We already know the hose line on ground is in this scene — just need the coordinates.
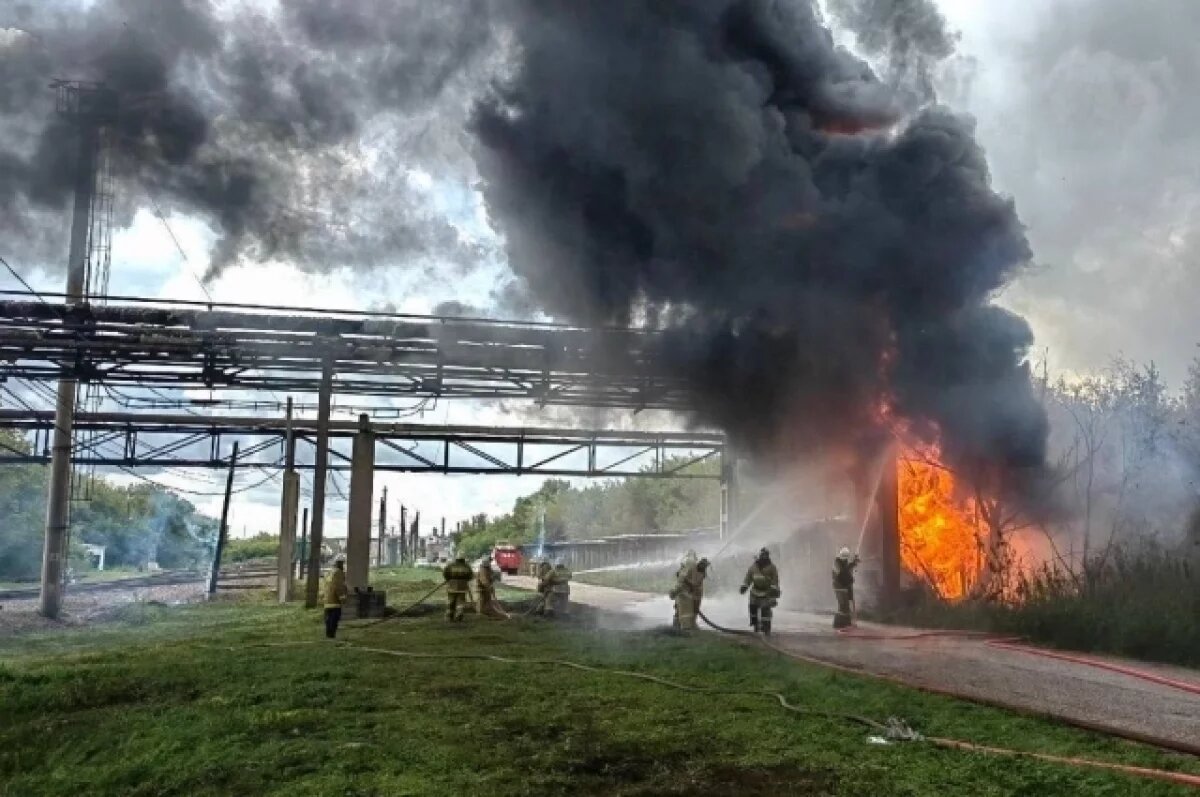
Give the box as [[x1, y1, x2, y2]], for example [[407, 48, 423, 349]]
[[339, 582, 446, 633], [694, 610, 1200, 789], [836, 626, 1200, 698], [321, 590, 1200, 788]]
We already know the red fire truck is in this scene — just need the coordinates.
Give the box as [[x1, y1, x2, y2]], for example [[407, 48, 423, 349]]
[[491, 542, 524, 575]]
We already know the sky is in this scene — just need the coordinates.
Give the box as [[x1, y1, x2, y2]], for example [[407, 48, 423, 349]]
[[3, 0, 1197, 537]]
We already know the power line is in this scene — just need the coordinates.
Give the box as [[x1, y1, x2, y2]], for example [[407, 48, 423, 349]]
[[140, 170, 214, 305], [0, 255, 51, 306], [113, 461, 283, 497]]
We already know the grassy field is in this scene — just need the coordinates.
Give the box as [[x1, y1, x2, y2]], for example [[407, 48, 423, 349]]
[[574, 565, 677, 594], [1, 568, 1197, 796]]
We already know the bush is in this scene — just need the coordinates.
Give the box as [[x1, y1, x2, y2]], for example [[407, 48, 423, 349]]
[[880, 544, 1199, 667], [224, 534, 278, 563]]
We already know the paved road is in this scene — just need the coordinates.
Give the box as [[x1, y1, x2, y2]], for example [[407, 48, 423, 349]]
[[506, 576, 1200, 754]]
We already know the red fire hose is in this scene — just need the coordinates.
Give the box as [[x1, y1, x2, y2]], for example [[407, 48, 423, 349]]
[[835, 627, 1200, 698], [697, 611, 1200, 789]]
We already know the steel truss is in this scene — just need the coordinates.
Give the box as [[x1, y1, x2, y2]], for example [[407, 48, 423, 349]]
[[0, 295, 695, 410], [0, 411, 724, 479]]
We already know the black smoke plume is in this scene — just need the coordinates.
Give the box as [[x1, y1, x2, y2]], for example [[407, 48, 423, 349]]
[[472, 0, 1047, 472]]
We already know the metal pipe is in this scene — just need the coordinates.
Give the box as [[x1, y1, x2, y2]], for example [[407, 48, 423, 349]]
[[0, 409, 724, 444]]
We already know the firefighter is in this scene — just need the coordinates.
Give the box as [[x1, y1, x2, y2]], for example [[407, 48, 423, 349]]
[[670, 557, 709, 631], [534, 558, 554, 614], [739, 547, 780, 635], [442, 555, 474, 622], [543, 560, 572, 618], [475, 555, 505, 618], [322, 558, 348, 639], [832, 547, 861, 629]]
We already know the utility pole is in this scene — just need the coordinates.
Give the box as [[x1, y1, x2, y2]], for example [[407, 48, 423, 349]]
[[207, 441, 240, 596], [399, 504, 407, 564], [304, 353, 334, 608], [297, 506, 309, 579], [376, 486, 387, 567], [39, 81, 117, 619]]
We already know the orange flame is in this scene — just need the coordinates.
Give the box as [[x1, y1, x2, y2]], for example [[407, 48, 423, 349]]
[[897, 444, 984, 600]]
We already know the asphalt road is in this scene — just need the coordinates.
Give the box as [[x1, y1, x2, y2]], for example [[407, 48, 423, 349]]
[[506, 575, 1200, 754]]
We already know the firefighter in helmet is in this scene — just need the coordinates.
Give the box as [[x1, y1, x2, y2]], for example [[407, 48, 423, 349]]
[[832, 547, 861, 629], [740, 547, 781, 635], [543, 560, 572, 618], [670, 556, 709, 631], [442, 554, 474, 622], [475, 555, 506, 618], [322, 558, 349, 639], [534, 558, 554, 614]]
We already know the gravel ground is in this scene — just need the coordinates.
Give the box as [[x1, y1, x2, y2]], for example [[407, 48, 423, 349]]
[[509, 576, 1200, 753], [0, 574, 274, 638]]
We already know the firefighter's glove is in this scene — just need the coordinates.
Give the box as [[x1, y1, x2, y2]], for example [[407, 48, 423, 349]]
[[739, 585, 748, 595]]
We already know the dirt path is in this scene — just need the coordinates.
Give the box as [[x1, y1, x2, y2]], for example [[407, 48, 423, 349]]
[[506, 576, 1200, 754]]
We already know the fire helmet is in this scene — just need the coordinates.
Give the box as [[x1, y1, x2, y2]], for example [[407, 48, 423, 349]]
[[837, 547, 852, 560], [757, 547, 770, 559]]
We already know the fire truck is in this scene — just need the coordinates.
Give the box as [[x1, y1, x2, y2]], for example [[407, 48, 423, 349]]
[[491, 542, 524, 575]]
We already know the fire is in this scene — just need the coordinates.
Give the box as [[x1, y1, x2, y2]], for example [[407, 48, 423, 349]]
[[897, 443, 984, 600]]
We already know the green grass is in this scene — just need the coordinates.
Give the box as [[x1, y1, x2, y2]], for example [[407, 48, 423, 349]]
[[1, 568, 1197, 796], [574, 565, 677, 594]]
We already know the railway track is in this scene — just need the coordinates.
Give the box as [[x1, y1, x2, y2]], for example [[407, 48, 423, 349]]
[[0, 566, 277, 601]]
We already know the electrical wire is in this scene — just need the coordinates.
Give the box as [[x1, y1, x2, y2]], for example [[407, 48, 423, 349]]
[[0, 255, 52, 307]]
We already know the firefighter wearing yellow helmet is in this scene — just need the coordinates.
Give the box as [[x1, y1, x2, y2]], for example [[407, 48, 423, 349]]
[[740, 547, 780, 635]]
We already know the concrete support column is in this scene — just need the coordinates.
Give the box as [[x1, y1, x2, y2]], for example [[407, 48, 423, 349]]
[[277, 397, 299, 603], [277, 473, 299, 602], [345, 414, 375, 592], [39, 122, 100, 619]]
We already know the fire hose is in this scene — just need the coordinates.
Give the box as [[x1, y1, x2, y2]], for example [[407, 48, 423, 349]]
[[340, 582, 446, 633], [833, 626, 1200, 698], [695, 610, 1200, 789], [341, 587, 1199, 788]]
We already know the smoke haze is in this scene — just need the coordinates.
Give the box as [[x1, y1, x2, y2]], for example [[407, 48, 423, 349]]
[[949, 0, 1200, 386]]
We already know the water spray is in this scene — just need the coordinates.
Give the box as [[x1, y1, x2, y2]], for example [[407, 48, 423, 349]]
[[853, 446, 895, 558], [712, 489, 786, 559]]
